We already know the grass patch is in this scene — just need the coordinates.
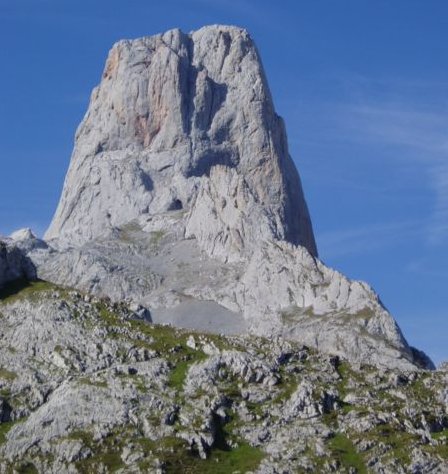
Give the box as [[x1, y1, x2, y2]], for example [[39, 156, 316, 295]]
[[273, 379, 298, 404], [0, 388, 11, 398], [407, 373, 433, 402], [145, 434, 264, 474], [427, 428, 448, 460], [368, 424, 418, 465], [204, 440, 264, 474], [96, 302, 121, 326], [334, 360, 365, 403], [168, 360, 192, 390], [78, 377, 108, 389], [71, 428, 125, 473], [0, 420, 16, 445], [0, 368, 17, 381], [432, 428, 448, 440], [16, 462, 38, 474], [0, 279, 58, 304], [124, 319, 209, 391], [76, 452, 124, 473], [328, 433, 366, 473], [67, 429, 95, 446], [135, 410, 264, 473], [425, 441, 448, 460], [168, 351, 208, 391]]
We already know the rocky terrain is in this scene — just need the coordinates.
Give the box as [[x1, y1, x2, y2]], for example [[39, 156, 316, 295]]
[[0, 281, 446, 473], [0, 230, 36, 287], [0, 24, 446, 473], [30, 24, 431, 371], [44, 25, 316, 260]]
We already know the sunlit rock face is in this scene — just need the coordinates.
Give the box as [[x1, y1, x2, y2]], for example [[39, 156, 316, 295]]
[[0, 232, 36, 288], [45, 25, 317, 262], [37, 25, 433, 371]]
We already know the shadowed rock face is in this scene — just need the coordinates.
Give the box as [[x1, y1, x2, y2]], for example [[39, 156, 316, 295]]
[[0, 233, 37, 288], [45, 25, 317, 261]]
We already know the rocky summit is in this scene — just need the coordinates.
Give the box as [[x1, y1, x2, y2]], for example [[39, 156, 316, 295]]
[[0, 25, 446, 473], [44, 25, 316, 260]]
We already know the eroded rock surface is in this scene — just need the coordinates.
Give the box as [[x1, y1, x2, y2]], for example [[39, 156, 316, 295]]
[[0, 285, 446, 473], [14, 26, 435, 371], [45, 25, 317, 262]]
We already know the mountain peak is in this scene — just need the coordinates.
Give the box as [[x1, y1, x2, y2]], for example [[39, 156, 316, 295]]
[[36, 26, 431, 371], [45, 25, 317, 260]]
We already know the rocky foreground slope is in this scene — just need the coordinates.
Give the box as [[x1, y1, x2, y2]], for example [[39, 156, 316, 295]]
[[0, 281, 446, 473]]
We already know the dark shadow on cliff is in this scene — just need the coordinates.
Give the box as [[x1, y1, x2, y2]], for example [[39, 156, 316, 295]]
[[0, 278, 33, 301]]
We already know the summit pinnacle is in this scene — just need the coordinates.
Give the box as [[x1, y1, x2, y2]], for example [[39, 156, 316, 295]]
[[46, 25, 317, 262]]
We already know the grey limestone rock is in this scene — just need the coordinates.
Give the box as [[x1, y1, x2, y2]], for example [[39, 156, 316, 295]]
[[0, 235, 36, 288], [18, 25, 432, 370], [45, 25, 317, 262], [0, 25, 444, 473], [0, 286, 446, 472]]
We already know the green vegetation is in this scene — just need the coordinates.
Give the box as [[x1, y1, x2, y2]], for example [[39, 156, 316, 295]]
[[16, 462, 38, 474], [408, 373, 433, 402], [432, 428, 448, 441], [273, 377, 297, 405], [369, 424, 418, 466], [70, 428, 124, 473], [122, 320, 209, 390], [0, 367, 17, 381], [94, 301, 214, 393], [427, 429, 448, 460], [76, 452, 124, 473], [0, 279, 58, 304], [67, 429, 95, 446], [426, 441, 448, 460], [0, 420, 16, 445], [68, 421, 264, 474], [78, 377, 108, 389], [167, 350, 208, 391], [137, 427, 264, 474], [168, 360, 193, 390], [328, 433, 367, 473], [335, 360, 365, 401], [0, 388, 11, 398], [163, 439, 263, 474], [96, 302, 122, 326]]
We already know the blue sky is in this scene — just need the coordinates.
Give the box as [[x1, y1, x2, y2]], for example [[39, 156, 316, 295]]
[[1, 0, 447, 364]]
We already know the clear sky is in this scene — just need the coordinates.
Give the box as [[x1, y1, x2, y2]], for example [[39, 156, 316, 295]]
[[1, 0, 447, 364]]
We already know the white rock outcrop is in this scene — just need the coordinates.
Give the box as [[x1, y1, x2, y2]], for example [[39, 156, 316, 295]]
[[0, 235, 36, 288], [45, 25, 317, 262], [0, 29, 444, 473], [28, 25, 432, 370]]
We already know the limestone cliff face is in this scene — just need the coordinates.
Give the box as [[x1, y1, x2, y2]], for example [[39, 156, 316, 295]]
[[0, 232, 36, 288], [37, 25, 433, 370], [45, 25, 317, 261]]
